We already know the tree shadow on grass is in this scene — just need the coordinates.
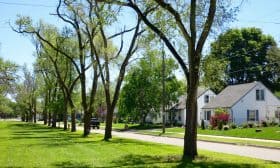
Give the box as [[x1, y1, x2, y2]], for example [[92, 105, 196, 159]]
[[109, 154, 274, 168], [52, 161, 92, 168], [103, 137, 161, 146]]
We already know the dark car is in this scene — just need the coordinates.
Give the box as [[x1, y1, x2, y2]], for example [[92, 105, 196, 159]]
[[90, 118, 100, 129]]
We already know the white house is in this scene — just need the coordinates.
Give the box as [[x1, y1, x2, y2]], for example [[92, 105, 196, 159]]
[[202, 81, 280, 125], [168, 88, 216, 125]]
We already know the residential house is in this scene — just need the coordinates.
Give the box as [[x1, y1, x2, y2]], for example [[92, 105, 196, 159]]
[[168, 87, 216, 126], [202, 81, 280, 125]]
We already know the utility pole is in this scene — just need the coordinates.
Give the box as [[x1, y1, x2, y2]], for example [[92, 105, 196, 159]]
[[162, 43, 166, 134]]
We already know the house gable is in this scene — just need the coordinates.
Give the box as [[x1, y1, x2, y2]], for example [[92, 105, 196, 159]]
[[202, 82, 258, 109], [231, 82, 280, 124]]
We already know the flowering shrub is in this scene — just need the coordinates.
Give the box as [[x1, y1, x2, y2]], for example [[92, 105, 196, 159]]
[[210, 108, 230, 129]]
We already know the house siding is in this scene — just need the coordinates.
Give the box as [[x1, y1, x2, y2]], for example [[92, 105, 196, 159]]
[[148, 89, 217, 125], [231, 82, 280, 125], [197, 90, 216, 125]]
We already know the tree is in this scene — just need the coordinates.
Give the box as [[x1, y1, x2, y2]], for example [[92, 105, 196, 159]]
[[34, 54, 59, 126], [266, 46, 280, 96], [0, 57, 17, 95], [0, 57, 17, 119], [33, 25, 80, 131], [0, 96, 16, 118], [118, 54, 162, 124], [13, 0, 140, 137], [118, 49, 183, 125], [207, 27, 277, 91], [88, 4, 142, 140], [14, 0, 101, 135], [97, 0, 236, 159], [201, 55, 228, 93], [14, 65, 37, 122]]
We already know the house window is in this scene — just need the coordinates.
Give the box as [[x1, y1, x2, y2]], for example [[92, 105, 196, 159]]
[[247, 110, 259, 121], [204, 95, 209, 103], [256, 89, 265, 101], [204, 111, 211, 120]]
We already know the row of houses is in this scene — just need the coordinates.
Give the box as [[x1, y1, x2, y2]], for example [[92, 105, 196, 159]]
[[161, 81, 280, 126]]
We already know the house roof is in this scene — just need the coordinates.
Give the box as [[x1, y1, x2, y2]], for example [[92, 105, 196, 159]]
[[202, 81, 259, 109], [173, 87, 209, 110]]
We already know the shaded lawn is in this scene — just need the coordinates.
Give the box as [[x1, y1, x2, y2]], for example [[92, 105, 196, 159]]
[[0, 121, 279, 168]]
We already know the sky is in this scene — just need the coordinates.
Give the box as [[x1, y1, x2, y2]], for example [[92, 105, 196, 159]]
[[0, 0, 280, 71]]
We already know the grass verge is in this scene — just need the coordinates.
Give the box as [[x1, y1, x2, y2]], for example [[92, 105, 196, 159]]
[[136, 129, 280, 149], [0, 121, 279, 167]]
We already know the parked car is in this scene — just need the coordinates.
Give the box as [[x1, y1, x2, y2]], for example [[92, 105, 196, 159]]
[[90, 118, 100, 129]]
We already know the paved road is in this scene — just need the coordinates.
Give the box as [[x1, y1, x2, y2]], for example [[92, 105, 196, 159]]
[[92, 129, 280, 162]]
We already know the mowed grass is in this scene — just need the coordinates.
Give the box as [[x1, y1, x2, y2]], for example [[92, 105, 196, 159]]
[[198, 127, 280, 140], [0, 122, 279, 168], [110, 123, 280, 140], [137, 130, 280, 148], [104, 123, 280, 148]]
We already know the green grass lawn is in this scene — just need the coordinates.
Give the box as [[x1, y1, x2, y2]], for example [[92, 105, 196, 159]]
[[198, 126, 280, 140], [104, 123, 280, 148], [110, 123, 280, 140], [1, 121, 279, 167], [137, 130, 280, 148]]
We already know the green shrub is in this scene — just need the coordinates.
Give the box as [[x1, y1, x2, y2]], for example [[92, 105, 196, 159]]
[[223, 125, 229, 130], [218, 122, 223, 130], [269, 121, 277, 126], [261, 121, 267, 127], [248, 123, 254, 128], [255, 123, 260, 128], [230, 123, 237, 129], [242, 123, 248, 128]]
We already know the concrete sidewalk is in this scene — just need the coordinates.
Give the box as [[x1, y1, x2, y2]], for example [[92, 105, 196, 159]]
[[92, 129, 280, 162]]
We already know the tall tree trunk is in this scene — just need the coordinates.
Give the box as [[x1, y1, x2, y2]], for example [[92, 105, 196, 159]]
[[21, 114, 25, 122], [70, 106, 76, 132], [63, 99, 68, 131], [104, 105, 113, 140], [43, 109, 48, 125], [80, 70, 90, 136], [29, 106, 33, 122], [52, 112, 57, 128], [183, 52, 200, 159], [33, 99, 37, 123], [48, 112, 51, 126], [162, 46, 166, 133], [43, 93, 48, 125], [84, 109, 91, 136]]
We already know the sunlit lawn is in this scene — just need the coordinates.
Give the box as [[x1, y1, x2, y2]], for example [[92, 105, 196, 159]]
[[0, 121, 279, 167], [103, 123, 280, 148], [108, 123, 280, 140]]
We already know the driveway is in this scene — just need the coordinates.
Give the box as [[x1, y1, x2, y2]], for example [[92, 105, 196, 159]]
[[92, 129, 280, 162]]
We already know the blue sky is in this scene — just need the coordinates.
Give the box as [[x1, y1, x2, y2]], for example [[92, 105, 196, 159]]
[[0, 0, 280, 69]]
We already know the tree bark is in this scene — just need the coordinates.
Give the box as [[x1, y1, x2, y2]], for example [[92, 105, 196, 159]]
[[63, 99, 68, 131], [104, 105, 113, 140], [43, 108, 48, 125], [48, 111, 51, 126], [69, 105, 76, 132], [183, 54, 200, 158], [52, 112, 57, 128], [33, 98, 37, 123], [84, 109, 91, 136]]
